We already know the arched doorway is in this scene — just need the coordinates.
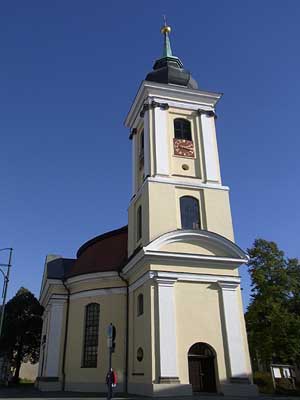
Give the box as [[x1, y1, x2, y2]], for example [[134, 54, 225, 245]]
[[188, 342, 217, 393]]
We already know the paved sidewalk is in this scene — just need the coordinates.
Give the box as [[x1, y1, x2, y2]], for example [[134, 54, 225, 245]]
[[0, 386, 300, 400], [1, 396, 300, 400]]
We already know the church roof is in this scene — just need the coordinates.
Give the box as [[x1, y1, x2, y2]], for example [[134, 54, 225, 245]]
[[68, 225, 128, 278], [46, 226, 128, 280], [145, 22, 198, 90]]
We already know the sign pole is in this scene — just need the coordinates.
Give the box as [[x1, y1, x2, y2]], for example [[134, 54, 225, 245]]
[[108, 345, 112, 400], [107, 323, 116, 400]]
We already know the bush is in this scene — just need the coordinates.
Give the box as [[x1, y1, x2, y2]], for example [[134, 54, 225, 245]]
[[253, 371, 274, 394]]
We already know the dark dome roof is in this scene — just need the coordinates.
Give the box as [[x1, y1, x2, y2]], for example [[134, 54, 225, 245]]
[[65, 226, 128, 278], [145, 56, 198, 90], [145, 25, 198, 90]]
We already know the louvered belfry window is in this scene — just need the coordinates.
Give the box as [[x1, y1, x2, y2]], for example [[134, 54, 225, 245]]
[[82, 303, 100, 368]]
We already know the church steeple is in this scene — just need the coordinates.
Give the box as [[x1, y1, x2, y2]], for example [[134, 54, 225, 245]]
[[161, 19, 173, 58], [145, 21, 198, 89]]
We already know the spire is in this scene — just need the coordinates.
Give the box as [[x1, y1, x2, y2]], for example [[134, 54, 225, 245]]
[[161, 16, 173, 58], [145, 20, 199, 90]]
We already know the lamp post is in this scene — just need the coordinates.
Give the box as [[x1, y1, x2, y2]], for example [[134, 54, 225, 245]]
[[0, 248, 13, 338]]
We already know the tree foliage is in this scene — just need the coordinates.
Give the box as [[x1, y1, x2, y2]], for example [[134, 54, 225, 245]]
[[245, 239, 300, 370], [0, 287, 43, 382]]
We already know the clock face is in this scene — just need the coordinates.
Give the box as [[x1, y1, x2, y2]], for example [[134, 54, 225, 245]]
[[173, 139, 195, 158]]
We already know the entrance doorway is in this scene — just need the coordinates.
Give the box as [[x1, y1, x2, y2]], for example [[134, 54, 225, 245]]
[[188, 342, 217, 393]]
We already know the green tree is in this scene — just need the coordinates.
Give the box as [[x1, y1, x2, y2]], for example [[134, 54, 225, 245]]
[[245, 239, 300, 370], [0, 287, 43, 382]]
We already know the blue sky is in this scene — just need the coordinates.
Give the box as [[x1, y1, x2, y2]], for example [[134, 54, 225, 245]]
[[0, 1, 299, 308]]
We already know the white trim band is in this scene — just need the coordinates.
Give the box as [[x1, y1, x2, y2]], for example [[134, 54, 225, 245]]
[[129, 270, 240, 293], [71, 287, 126, 300]]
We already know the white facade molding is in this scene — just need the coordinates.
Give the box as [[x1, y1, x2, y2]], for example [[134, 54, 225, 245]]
[[153, 106, 169, 175], [40, 279, 65, 307], [145, 251, 247, 266], [147, 176, 229, 191], [146, 230, 248, 260], [123, 230, 248, 277], [129, 175, 230, 207], [128, 270, 240, 293], [70, 287, 126, 300], [143, 109, 151, 177], [125, 81, 222, 128], [44, 298, 65, 377], [218, 282, 248, 379], [66, 271, 119, 285], [151, 97, 213, 112], [200, 113, 220, 182], [128, 178, 230, 210], [41, 272, 123, 307], [155, 276, 179, 380], [132, 133, 138, 195]]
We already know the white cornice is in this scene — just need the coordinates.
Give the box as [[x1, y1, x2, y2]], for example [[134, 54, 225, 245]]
[[67, 271, 120, 285], [70, 287, 126, 300], [146, 230, 247, 259], [40, 279, 64, 306], [123, 249, 246, 277], [40, 272, 122, 306], [123, 230, 248, 277], [148, 176, 229, 191], [129, 270, 240, 293], [125, 81, 222, 128], [128, 177, 229, 210]]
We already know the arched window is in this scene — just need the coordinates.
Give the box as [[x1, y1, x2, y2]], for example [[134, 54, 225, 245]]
[[137, 293, 144, 316], [82, 303, 100, 368], [174, 118, 192, 141], [137, 205, 142, 241], [180, 196, 200, 230]]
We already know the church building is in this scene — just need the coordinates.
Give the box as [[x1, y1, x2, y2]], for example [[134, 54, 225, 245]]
[[37, 23, 258, 396]]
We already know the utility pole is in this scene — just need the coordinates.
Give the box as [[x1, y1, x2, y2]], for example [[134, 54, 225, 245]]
[[0, 248, 13, 337]]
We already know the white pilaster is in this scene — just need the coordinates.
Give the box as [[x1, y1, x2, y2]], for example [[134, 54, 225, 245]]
[[155, 277, 179, 380], [143, 110, 151, 177], [153, 107, 169, 176], [132, 133, 138, 196], [38, 309, 48, 377], [44, 299, 65, 377], [218, 282, 248, 379], [200, 113, 220, 183]]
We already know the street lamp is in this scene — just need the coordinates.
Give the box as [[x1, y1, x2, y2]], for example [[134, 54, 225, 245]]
[[0, 248, 13, 338]]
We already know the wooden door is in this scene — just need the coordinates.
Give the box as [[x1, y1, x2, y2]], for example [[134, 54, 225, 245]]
[[188, 343, 217, 393]]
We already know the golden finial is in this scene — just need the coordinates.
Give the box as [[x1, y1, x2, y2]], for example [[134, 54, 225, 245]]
[[161, 15, 171, 34]]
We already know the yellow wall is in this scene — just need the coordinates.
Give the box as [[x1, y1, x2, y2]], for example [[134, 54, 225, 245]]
[[149, 263, 239, 277], [128, 101, 230, 258], [168, 108, 204, 180], [65, 293, 126, 385], [174, 281, 227, 388], [128, 281, 153, 384]]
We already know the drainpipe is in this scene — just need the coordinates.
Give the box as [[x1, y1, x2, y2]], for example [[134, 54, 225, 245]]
[[118, 271, 129, 394], [61, 279, 70, 391]]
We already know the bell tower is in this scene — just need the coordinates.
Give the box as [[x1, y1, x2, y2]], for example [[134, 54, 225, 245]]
[[124, 22, 257, 397], [126, 23, 234, 257]]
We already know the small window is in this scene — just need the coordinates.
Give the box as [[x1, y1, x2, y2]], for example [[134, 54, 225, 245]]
[[174, 118, 192, 141], [137, 347, 144, 362], [137, 205, 142, 241], [140, 130, 144, 153], [137, 293, 144, 316], [180, 196, 200, 230], [82, 303, 100, 368]]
